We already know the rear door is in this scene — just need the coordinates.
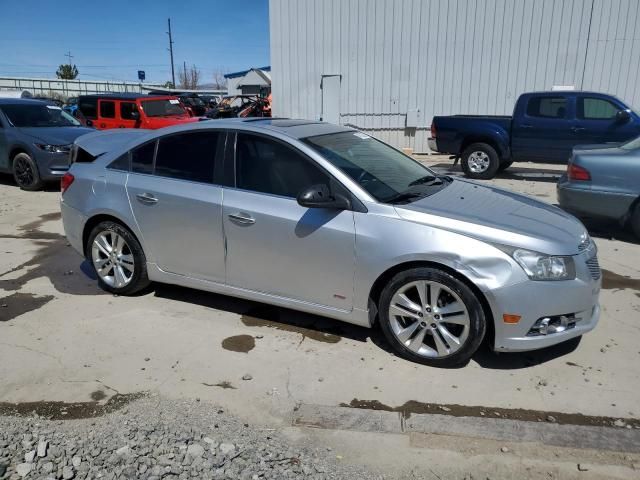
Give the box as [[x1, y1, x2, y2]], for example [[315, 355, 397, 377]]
[[572, 95, 639, 145], [97, 99, 118, 129], [126, 130, 226, 282], [511, 95, 575, 162]]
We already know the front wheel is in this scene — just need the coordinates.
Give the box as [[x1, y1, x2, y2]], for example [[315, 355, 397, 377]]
[[87, 221, 150, 295], [461, 143, 500, 180], [12, 153, 43, 191], [378, 267, 486, 367]]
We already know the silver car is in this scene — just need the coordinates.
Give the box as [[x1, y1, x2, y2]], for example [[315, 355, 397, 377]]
[[60, 119, 601, 366]]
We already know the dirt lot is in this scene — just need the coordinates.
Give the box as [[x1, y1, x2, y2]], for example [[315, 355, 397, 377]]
[[1, 159, 640, 479]]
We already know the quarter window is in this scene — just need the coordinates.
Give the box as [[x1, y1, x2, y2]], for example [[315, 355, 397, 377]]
[[108, 153, 130, 171], [131, 141, 155, 175], [120, 102, 138, 120], [99, 101, 115, 119], [236, 133, 329, 198], [155, 132, 219, 183], [526, 97, 567, 119], [578, 97, 619, 120]]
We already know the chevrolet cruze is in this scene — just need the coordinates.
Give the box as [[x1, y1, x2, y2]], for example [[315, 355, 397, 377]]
[[60, 119, 601, 366]]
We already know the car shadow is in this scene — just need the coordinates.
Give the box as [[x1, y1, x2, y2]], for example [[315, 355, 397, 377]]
[[581, 218, 639, 245], [0, 173, 61, 192], [151, 283, 580, 369], [426, 162, 563, 184]]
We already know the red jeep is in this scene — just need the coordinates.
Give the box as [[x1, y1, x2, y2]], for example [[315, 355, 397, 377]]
[[76, 94, 200, 130]]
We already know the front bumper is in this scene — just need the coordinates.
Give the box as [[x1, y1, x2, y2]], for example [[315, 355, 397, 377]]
[[34, 151, 70, 180], [486, 249, 601, 352]]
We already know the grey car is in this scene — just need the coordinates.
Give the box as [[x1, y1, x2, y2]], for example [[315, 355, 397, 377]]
[[60, 119, 601, 366], [0, 98, 93, 190], [558, 135, 640, 238]]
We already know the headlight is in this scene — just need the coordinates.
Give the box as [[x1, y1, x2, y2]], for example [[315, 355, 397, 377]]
[[35, 143, 71, 153], [493, 244, 576, 281]]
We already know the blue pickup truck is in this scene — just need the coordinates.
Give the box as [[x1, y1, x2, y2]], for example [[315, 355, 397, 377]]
[[428, 91, 640, 179]]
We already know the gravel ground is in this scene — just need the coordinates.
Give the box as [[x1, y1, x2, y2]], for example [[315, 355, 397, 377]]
[[0, 395, 381, 480]]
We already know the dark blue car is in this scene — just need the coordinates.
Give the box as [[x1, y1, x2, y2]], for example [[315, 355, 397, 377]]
[[429, 91, 640, 179], [0, 99, 93, 190]]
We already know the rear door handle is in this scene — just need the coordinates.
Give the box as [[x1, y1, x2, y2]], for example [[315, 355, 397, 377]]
[[136, 193, 158, 205], [228, 212, 255, 225], [520, 124, 533, 129]]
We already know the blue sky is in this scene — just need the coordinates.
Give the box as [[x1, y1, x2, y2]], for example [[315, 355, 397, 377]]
[[0, 0, 270, 84]]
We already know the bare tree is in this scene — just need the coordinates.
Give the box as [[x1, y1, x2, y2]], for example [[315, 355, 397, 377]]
[[211, 69, 228, 90], [178, 64, 201, 89]]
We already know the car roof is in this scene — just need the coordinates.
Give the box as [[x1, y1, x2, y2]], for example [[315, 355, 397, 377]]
[[0, 98, 50, 106], [78, 93, 175, 101], [148, 118, 356, 140]]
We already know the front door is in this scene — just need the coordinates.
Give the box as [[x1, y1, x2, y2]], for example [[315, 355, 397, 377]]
[[511, 95, 575, 162], [223, 132, 356, 311], [571, 95, 640, 146], [126, 131, 226, 282], [118, 101, 140, 129]]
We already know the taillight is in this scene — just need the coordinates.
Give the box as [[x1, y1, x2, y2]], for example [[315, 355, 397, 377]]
[[567, 163, 591, 181], [430, 123, 436, 138], [61, 172, 75, 194]]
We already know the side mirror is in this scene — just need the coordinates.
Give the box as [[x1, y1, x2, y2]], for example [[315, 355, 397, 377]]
[[616, 109, 631, 123], [297, 184, 351, 210], [130, 111, 140, 120]]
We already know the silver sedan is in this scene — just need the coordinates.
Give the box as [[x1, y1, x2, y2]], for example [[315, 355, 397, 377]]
[[60, 119, 600, 367]]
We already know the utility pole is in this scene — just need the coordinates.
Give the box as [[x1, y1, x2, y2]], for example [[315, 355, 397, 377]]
[[167, 18, 176, 87], [65, 51, 73, 65]]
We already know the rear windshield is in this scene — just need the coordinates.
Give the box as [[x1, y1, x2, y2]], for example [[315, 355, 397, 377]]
[[140, 99, 187, 117], [1, 104, 81, 127]]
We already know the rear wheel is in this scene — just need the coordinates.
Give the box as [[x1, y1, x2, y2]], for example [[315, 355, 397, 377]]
[[378, 267, 486, 367], [12, 153, 43, 191], [87, 221, 150, 295], [461, 143, 500, 180]]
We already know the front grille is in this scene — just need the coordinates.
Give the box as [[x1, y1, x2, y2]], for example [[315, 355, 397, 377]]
[[586, 256, 601, 280]]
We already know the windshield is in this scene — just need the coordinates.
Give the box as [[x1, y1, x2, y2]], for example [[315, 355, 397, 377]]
[[1, 104, 81, 127], [303, 131, 449, 203], [140, 99, 187, 117], [621, 135, 640, 151]]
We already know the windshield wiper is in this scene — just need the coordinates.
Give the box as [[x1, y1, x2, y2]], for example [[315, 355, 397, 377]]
[[408, 175, 443, 187], [384, 191, 428, 205]]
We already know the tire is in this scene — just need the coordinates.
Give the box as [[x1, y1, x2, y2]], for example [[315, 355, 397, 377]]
[[12, 152, 44, 191], [86, 221, 150, 295], [498, 159, 514, 172], [630, 202, 640, 240], [378, 267, 486, 367], [461, 143, 500, 180]]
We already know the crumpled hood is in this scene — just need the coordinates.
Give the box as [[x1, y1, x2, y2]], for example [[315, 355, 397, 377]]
[[18, 127, 94, 146], [394, 179, 586, 255]]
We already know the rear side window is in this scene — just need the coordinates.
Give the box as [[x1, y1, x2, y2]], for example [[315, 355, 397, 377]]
[[578, 97, 619, 120], [120, 102, 138, 120], [99, 101, 115, 119], [155, 131, 220, 183], [526, 97, 567, 119], [78, 98, 97, 118], [131, 141, 155, 174]]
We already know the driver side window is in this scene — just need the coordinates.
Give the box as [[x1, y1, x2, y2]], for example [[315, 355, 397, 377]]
[[235, 133, 329, 198]]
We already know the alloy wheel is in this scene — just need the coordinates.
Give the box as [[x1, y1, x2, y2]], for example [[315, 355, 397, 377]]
[[14, 157, 34, 187], [91, 231, 135, 288], [388, 280, 470, 358], [467, 151, 490, 173]]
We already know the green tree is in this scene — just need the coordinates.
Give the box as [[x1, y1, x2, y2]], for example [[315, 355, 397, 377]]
[[56, 64, 79, 79], [163, 81, 175, 89]]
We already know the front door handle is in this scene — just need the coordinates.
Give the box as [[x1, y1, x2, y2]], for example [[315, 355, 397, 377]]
[[571, 126, 586, 133], [136, 193, 158, 205], [520, 124, 533, 129], [228, 212, 255, 225]]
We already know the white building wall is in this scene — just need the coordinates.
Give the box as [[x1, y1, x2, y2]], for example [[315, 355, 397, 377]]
[[270, 0, 640, 152]]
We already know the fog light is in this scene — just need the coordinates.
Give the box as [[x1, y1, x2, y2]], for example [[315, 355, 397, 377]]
[[528, 315, 576, 336]]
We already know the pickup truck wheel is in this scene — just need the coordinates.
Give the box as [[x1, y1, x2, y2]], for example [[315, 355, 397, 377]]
[[461, 143, 500, 180], [498, 160, 513, 172]]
